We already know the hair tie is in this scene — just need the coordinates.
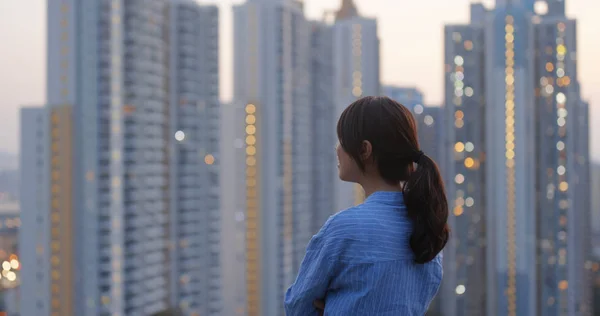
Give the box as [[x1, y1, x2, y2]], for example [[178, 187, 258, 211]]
[[413, 151, 425, 164]]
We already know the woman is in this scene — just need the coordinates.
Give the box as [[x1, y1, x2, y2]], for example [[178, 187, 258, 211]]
[[284, 96, 449, 315]]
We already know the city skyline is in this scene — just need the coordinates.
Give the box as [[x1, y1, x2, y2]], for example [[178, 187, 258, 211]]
[[1, 0, 599, 160], [3, 0, 599, 315]]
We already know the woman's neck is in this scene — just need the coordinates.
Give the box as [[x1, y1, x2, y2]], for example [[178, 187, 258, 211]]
[[360, 178, 402, 198]]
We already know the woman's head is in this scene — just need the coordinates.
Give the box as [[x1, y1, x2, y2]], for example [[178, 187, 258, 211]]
[[336, 96, 450, 264]]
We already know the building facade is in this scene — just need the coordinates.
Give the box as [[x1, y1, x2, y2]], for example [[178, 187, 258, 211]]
[[168, 2, 222, 315], [20, 1, 220, 315], [19, 107, 50, 316], [532, 11, 591, 315], [233, 0, 312, 315], [310, 21, 337, 235], [441, 6, 488, 314]]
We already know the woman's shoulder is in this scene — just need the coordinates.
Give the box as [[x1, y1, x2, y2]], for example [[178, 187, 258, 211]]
[[321, 204, 407, 240]]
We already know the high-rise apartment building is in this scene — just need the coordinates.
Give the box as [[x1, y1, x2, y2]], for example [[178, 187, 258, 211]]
[[532, 10, 591, 314], [331, 0, 380, 211], [168, 2, 221, 315], [219, 101, 248, 316], [233, 0, 312, 315], [310, 21, 336, 235], [440, 1, 591, 316], [20, 1, 220, 315], [441, 5, 488, 315], [19, 107, 50, 316], [484, 3, 538, 314]]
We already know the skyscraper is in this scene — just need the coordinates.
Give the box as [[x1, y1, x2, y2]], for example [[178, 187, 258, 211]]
[[532, 9, 591, 314], [168, 2, 221, 315], [441, 5, 488, 315], [484, 3, 538, 314], [441, 1, 591, 315], [310, 21, 336, 235], [20, 1, 221, 315], [233, 0, 312, 315], [19, 107, 50, 316], [331, 0, 380, 211]]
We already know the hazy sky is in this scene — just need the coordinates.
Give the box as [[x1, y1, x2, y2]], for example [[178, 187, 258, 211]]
[[1, 0, 598, 159]]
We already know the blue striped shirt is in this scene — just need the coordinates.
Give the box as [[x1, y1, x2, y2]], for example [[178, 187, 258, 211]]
[[284, 191, 443, 316]]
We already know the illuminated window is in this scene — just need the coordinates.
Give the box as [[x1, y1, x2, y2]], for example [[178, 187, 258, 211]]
[[465, 87, 474, 97], [174, 131, 185, 142], [414, 104, 424, 115], [455, 110, 464, 120], [464, 157, 475, 168], [464, 40, 473, 51], [424, 115, 434, 126], [559, 181, 568, 192], [205, 154, 215, 165], [455, 174, 465, 184], [454, 142, 465, 153], [454, 56, 464, 66], [558, 280, 568, 290], [465, 142, 474, 152]]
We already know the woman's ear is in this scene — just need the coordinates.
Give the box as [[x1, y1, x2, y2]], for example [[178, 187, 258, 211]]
[[360, 140, 373, 161]]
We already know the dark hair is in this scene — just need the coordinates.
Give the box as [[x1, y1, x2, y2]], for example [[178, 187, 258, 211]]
[[336, 96, 449, 264]]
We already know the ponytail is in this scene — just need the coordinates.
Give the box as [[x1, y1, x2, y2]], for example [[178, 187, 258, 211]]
[[402, 151, 450, 264]]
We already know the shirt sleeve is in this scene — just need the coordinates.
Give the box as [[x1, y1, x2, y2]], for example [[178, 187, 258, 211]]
[[284, 216, 338, 316]]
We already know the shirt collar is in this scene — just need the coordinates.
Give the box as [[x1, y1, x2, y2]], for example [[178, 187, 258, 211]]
[[364, 191, 405, 205]]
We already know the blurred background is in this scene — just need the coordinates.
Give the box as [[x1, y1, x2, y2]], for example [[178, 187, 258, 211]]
[[0, 0, 599, 315]]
